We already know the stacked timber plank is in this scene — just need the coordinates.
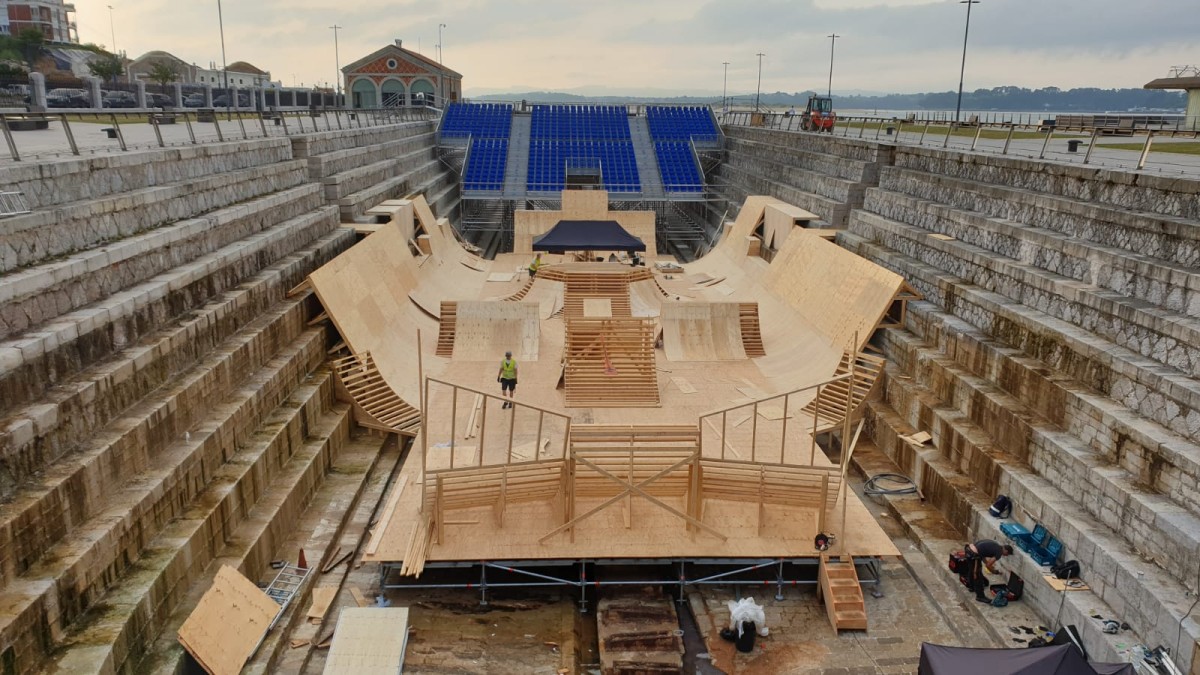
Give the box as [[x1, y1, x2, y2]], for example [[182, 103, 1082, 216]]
[[0, 132, 380, 674], [597, 590, 684, 675]]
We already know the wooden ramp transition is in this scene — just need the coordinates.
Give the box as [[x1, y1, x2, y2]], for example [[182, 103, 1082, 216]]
[[447, 300, 540, 361], [332, 351, 422, 436], [818, 554, 867, 632], [660, 301, 748, 362]]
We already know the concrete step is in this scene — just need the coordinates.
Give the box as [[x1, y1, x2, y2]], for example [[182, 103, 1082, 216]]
[[305, 127, 435, 180], [0, 326, 327, 675], [881, 325, 1200, 587], [849, 434, 1133, 663], [714, 161, 846, 227], [862, 183, 1200, 316], [321, 144, 437, 202], [890, 144, 1200, 222], [0, 213, 347, 419], [289, 122, 434, 160], [723, 148, 864, 208], [0, 156, 308, 274], [866, 390, 1200, 669], [0, 182, 325, 339], [849, 208, 1200, 379], [876, 166, 1200, 269], [839, 232, 1200, 446], [723, 134, 880, 184], [0, 304, 325, 587], [45, 377, 351, 675], [337, 157, 446, 221], [0, 138, 294, 211]]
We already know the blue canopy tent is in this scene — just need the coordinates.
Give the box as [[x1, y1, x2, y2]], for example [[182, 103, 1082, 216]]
[[531, 220, 646, 253]]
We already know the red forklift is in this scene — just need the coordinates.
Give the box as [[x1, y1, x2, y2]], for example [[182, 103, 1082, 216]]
[[801, 95, 836, 132]]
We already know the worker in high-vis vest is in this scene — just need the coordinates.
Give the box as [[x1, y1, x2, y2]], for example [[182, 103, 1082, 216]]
[[528, 253, 543, 279], [497, 350, 518, 409]]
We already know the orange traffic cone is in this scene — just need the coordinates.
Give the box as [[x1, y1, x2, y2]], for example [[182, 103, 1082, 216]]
[[298, 548, 308, 569]]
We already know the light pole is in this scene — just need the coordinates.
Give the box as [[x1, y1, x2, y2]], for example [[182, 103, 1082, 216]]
[[722, 61, 729, 111], [106, 5, 120, 82], [755, 52, 764, 111], [827, 34, 840, 97], [955, 0, 980, 124], [330, 24, 342, 103], [438, 23, 446, 63], [217, 0, 229, 112]]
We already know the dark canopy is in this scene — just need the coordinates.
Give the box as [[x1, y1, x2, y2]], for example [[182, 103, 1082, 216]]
[[918, 644, 1135, 675], [532, 220, 646, 253]]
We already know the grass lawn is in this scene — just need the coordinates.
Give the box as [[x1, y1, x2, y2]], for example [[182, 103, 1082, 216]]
[[1097, 142, 1200, 156]]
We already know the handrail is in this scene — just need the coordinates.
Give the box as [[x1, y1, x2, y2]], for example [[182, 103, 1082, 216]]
[[699, 370, 852, 419]]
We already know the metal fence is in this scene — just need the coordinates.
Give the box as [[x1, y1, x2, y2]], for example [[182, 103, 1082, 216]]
[[721, 111, 1200, 176], [0, 106, 439, 162]]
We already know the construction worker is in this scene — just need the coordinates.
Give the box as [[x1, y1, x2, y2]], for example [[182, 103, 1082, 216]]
[[965, 539, 1013, 603], [497, 350, 518, 408], [528, 253, 543, 279]]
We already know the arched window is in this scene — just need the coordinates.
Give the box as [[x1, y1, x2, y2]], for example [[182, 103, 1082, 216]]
[[351, 78, 377, 108], [381, 79, 405, 108]]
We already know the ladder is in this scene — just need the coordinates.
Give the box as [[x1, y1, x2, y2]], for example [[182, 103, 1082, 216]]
[[0, 191, 30, 218], [818, 554, 867, 632], [249, 563, 310, 659]]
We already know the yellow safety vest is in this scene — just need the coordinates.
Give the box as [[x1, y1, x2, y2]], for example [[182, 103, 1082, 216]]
[[529, 258, 542, 272], [500, 359, 517, 379]]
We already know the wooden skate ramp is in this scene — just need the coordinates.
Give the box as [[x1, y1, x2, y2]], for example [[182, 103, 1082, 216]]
[[450, 300, 541, 361], [660, 301, 747, 362], [564, 317, 659, 407]]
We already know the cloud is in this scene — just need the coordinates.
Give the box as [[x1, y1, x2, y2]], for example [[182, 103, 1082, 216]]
[[80, 0, 1199, 94]]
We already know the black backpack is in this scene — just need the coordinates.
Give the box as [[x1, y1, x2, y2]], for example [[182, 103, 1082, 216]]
[[1051, 560, 1080, 579], [989, 494, 1012, 518]]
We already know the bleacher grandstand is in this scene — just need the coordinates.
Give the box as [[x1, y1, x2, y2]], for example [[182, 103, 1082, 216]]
[[439, 102, 722, 259]]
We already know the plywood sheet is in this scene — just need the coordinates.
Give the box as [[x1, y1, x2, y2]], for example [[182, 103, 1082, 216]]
[[583, 298, 613, 318], [323, 607, 410, 674], [764, 203, 819, 251], [661, 301, 746, 362], [308, 219, 442, 406], [452, 301, 540, 361], [177, 566, 279, 675], [487, 272, 516, 282]]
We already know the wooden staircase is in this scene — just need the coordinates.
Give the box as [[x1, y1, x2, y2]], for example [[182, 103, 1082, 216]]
[[739, 302, 765, 357], [331, 351, 422, 436], [818, 554, 867, 632], [564, 318, 660, 407], [436, 301, 457, 356], [505, 277, 536, 301]]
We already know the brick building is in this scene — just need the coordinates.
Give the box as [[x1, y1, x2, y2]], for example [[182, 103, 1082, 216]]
[[0, 0, 77, 43], [342, 39, 461, 108]]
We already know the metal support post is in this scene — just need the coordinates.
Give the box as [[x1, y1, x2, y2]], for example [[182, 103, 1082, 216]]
[[919, 120, 930, 145], [237, 114, 248, 140], [183, 112, 197, 144], [1039, 127, 1054, 159], [1136, 132, 1154, 170], [212, 115, 224, 142], [0, 115, 19, 161], [110, 114, 127, 151], [1001, 123, 1015, 155], [1082, 127, 1100, 165], [60, 117, 79, 155], [776, 559, 785, 601], [970, 124, 983, 151], [150, 115, 164, 147]]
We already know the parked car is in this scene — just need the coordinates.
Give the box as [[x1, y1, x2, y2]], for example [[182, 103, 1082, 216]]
[[182, 93, 206, 107], [46, 88, 89, 108], [102, 90, 137, 108], [145, 93, 174, 108], [212, 93, 251, 108]]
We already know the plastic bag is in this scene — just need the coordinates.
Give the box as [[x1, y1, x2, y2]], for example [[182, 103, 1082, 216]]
[[726, 597, 769, 637]]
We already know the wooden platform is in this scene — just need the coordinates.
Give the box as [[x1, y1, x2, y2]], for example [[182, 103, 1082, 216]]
[[309, 194, 906, 577]]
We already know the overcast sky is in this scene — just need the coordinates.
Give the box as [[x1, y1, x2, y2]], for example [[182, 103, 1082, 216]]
[[77, 0, 1197, 95]]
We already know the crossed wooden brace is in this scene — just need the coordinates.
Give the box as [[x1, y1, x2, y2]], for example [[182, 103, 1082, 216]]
[[538, 453, 727, 543]]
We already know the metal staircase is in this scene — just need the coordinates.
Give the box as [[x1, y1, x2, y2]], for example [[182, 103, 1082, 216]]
[[628, 117, 665, 198], [503, 114, 532, 198]]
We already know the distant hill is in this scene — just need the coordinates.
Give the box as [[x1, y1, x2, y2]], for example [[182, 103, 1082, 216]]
[[471, 86, 1185, 112]]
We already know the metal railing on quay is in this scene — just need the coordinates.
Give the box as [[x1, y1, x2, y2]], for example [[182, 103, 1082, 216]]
[[0, 106, 440, 162], [720, 111, 1200, 174]]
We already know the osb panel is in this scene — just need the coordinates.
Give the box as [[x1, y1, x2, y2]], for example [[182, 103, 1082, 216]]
[[177, 566, 278, 675]]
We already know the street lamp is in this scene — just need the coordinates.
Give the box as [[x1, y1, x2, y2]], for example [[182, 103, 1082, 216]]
[[955, 0, 980, 124], [330, 24, 342, 102], [722, 61, 729, 111], [216, 0, 229, 112], [438, 23, 446, 63], [827, 34, 840, 97], [106, 5, 121, 82], [755, 52, 765, 111]]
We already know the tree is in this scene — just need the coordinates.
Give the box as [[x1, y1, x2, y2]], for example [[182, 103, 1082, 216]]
[[88, 55, 123, 86], [15, 29, 44, 72], [148, 61, 179, 93]]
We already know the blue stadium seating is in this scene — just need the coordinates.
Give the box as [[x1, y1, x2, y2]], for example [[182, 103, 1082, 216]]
[[526, 105, 640, 193], [441, 103, 513, 192], [645, 106, 718, 192]]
